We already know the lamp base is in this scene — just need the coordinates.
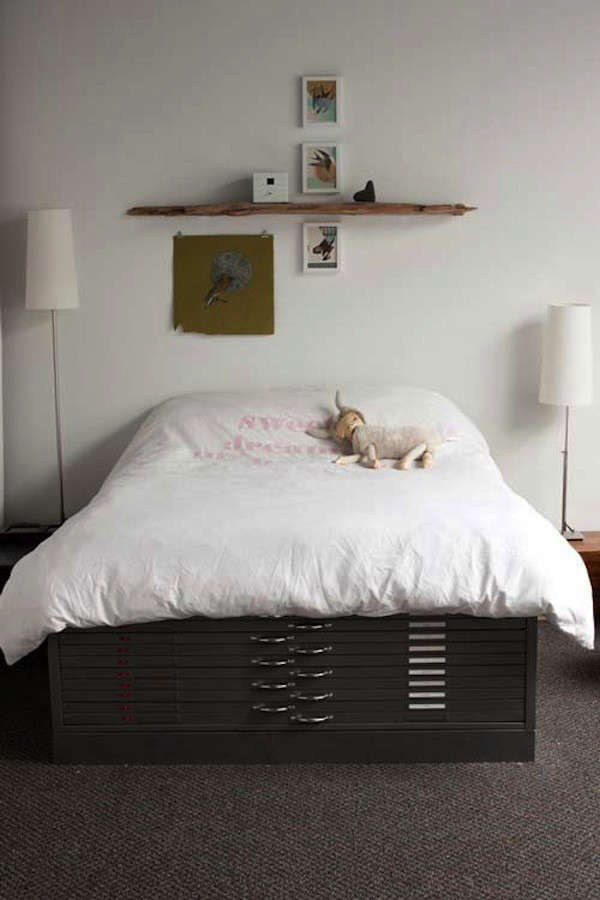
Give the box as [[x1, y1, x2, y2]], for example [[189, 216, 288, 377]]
[[562, 525, 584, 542]]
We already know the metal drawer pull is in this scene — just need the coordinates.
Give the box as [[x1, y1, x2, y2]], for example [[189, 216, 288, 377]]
[[291, 645, 332, 656], [251, 681, 293, 690], [409, 668, 445, 676], [409, 657, 446, 664], [409, 703, 446, 710], [250, 634, 291, 644], [251, 657, 291, 667], [289, 713, 333, 724], [409, 691, 446, 699], [252, 703, 294, 713], [409, 680, 445, 687], [289, 622, 332, 631], [409, 645, 446, 652], [409, 620, 446, 628], [409, 634, 445, 641], [290, 691, 333, 702], [291, 669, 333, 679]]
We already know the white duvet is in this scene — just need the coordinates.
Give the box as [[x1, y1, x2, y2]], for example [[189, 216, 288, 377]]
[[0, 386, 594, 663]]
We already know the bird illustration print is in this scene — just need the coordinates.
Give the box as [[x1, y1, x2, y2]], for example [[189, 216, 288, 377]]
[[310, 82, 335, 116], [312, 226, 337, 262], [310, 148, 337, 185], [203, 250, 253, 308]]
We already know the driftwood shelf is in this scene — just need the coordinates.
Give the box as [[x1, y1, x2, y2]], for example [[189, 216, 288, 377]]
[[126, 202, 476, 217]]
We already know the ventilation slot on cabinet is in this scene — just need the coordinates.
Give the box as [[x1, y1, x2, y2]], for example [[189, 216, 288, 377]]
[[407, 617, 447, 711]]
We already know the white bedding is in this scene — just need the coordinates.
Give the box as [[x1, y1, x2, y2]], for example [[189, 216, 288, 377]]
[[0, 386, 594, 663]]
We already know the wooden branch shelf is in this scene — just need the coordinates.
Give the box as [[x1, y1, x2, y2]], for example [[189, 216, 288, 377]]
[[126, 202, 476, 218]]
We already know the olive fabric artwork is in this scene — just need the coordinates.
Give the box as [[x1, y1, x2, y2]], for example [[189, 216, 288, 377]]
[[173, 234, 274, 334]]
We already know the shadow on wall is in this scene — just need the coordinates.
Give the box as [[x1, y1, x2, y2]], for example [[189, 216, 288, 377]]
[[504, 318, 556, 434], [0, 218, 27, 523], [0, 218, 145, 519], [63, 411, 148, 514], [0, 218, 27, 311], [5, 468, 59, 528], [214, 178, 253, 202], [142, 176, 254, 206]]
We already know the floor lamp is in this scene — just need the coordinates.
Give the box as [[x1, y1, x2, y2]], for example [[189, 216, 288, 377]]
[[25, 209, 79, 524], [539, 302, 593, 541]]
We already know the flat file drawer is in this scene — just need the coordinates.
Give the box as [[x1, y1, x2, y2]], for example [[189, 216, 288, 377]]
[[52, 613, 532, 732], [60, 678, 526, 705], [62, 615, 409, 636]]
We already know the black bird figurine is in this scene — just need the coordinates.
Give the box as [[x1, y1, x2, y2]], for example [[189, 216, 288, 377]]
[[353, 180, 376, 202]]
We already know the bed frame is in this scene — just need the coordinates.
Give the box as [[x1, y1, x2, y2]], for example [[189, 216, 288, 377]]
[[48, 613, 537, 764]]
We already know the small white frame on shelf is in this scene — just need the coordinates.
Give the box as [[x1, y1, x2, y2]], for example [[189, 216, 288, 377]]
[[301, 142, 341, 194], [303, 222, 341, 274]]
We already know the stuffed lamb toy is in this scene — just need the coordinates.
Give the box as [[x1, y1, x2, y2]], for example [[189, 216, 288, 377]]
[[307, 391, 443, 470]]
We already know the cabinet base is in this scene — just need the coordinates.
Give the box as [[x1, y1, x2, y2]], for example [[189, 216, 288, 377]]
[[53, 728, 535, 765]]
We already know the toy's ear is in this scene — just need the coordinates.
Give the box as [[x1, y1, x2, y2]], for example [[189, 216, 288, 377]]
[[306, 425, 331, 439], [335, 390, 348, 413], [335, 391, 365, 423]]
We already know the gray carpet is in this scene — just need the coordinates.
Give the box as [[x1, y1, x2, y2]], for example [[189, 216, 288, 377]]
[[1, 623, 599, 900]]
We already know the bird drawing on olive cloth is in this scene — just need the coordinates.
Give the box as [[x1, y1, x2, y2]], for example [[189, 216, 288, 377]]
[[310, 148, 337, 185], [203, 251, 253, 308]]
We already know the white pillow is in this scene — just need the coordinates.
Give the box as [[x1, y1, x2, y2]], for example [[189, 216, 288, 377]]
[[111, 385, 488, 474]]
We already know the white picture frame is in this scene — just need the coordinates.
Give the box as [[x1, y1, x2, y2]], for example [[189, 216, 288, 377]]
[[302, 142, 341, 194], [303, 222, 341, 274], [302, 75, 342, 127]]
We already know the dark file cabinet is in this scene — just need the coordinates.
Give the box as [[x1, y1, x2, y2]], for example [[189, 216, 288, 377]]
[[49, 612, 537, 763]]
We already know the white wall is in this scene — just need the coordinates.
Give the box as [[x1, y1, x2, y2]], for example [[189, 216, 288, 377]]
[[1, 0, 599, 527]]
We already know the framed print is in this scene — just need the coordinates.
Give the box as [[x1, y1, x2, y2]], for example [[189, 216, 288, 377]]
[[302, 142, 341, 194], [302, 75, 342, 126], [303, 222, 340, 273]]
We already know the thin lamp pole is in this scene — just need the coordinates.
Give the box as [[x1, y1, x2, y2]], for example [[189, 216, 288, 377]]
[[560, 405, 569, 536], [560, 404, 583, 540], [51, 309, 65, 523]]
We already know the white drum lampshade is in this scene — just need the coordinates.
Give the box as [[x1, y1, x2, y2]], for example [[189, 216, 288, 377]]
[[539, 303, 593, 407], [26, 209, 79, 310]]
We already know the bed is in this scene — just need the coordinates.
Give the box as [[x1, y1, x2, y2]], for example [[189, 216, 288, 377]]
[[0, 386, 593, 763]]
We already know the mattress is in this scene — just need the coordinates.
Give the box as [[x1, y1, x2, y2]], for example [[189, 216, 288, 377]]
[[0, 385, 594, 663]]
